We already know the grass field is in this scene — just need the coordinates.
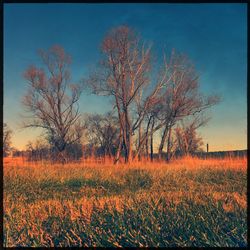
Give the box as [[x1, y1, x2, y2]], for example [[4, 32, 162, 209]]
[[3, 156, 247, 247]]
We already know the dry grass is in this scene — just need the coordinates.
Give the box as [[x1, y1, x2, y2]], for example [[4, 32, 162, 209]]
[[3, 156, 247, 247]]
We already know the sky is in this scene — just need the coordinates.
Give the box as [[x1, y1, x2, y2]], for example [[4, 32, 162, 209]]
[[4, 3, 247, 151]]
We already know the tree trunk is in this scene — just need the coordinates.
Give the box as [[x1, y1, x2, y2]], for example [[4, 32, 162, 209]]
[[114, 127, 123, 164], [150, 117, 155, 162], [123, 139, 128, 163], [133, 130, 148, 160], [126, 132, 133, 164], [123, 107, 133, 164], [127, 136, 133, 164], [150, 135, 153, 162], [166, 126, 172, 162], [145, 116, 152, 160], [58, 150, 67, 164], [158, 124, 168, 160], [138, 124, 142, 161], [114, 143, 121, 164], [145, 135, 149, 160]]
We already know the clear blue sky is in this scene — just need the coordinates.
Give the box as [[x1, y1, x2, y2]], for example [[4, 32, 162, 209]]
[[4, 3, 247, 151]]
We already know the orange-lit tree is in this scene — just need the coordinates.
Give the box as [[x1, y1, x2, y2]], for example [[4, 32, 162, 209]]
[[174, 116, 207, 157], [22, 45, 84, 162], [87, 26, 151, 163]]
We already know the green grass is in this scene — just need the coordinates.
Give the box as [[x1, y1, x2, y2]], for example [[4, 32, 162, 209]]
[[3, 159, 247, 247]]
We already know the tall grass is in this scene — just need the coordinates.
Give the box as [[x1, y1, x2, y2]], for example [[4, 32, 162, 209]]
[[3, 156, 247, 247]]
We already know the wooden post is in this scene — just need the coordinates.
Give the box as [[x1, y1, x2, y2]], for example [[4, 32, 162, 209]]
[[206, 143, 209, 153]]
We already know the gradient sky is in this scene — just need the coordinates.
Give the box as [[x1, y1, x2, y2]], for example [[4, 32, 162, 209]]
[[4, 3, 247, 151]]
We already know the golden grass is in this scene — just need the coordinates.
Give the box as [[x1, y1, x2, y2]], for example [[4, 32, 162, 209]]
[[3, 156, 247, 247], [4, 154, 247, 171]]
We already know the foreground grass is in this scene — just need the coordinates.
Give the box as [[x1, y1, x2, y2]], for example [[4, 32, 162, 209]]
[[3, 157, 247, 247]]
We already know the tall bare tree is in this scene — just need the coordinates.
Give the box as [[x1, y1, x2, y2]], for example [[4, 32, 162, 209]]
[[87, 26, 151, 163], [156, 51, 220, 160], [133, 51, 219, 161], [22, 45, 84, 162], [3, 123, 12, 157]]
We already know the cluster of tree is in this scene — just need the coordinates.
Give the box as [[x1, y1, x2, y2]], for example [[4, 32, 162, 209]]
[[16, 25, 220, 163], [85, 26, 219, 163], [172, 117, 207, 157], [83, 112, 119, 158], [82, 112, 207, 161], [24, 138, 82, 162]]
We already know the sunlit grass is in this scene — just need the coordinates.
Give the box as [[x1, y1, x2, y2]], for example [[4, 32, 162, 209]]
[[3, 156, 247, 247]]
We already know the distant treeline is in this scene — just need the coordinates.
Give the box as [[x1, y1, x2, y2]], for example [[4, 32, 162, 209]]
[[10, 148, 247, 162], [195, 150, 247, 159]]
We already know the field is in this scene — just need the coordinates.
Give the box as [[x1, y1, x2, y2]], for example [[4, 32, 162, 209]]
[[3, 156, 247, 247]]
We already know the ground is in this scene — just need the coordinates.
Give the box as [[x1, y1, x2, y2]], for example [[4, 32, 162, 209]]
[[3, 156, 247, 247]]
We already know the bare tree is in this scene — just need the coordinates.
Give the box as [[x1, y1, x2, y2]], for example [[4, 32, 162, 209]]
[[84, 112, 119, 158], [25, 138, 49, 161], [174, 116, 207, 156], [156, 51, 220, 161], [22, 45, 84, 162], [3, 123, 12, 157], [133, 50, 219, 161], [87, 26, 151, 163], [86, 26, 180, 163]]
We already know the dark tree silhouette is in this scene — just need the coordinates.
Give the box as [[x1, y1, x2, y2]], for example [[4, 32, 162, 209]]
[[84, 112, 119, 158], [3, 123, 12, 157]]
